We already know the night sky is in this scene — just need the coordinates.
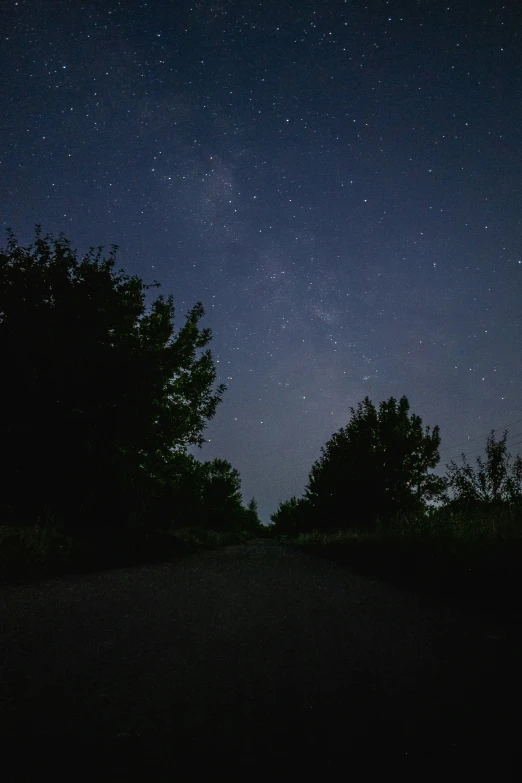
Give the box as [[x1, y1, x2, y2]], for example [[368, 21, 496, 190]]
[[2, 0, 521, 521]]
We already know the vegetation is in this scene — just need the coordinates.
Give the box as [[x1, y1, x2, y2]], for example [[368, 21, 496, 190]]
[[270, 407, 522, 615], [443, 429, 522, 508], [0, 228, 264, 582], [271, 395, 446, 535], [2, 225, 521, 612]]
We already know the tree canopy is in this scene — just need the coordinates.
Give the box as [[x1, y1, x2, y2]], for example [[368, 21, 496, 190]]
[[271, 395, 445, 535], [443, 429, 522, 509], [270, 496, 311, 536], [0, 228, 225, 529]]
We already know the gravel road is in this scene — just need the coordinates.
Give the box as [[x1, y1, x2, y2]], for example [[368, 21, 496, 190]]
[[0, 539, 520, 771]]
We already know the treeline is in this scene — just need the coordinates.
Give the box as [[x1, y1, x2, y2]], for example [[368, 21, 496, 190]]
[[0, 228, 266, 580], [2, 226, 522, 602], [268, 395, 522, 612], [269, 396, 522, 535]]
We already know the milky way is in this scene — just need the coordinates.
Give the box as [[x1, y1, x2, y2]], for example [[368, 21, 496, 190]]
[[2, 0, 521, 520]]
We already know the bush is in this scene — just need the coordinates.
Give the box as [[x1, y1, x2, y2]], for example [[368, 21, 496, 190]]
[[0, 519, 73, 582], [284, 502, 522, 613], [172, 526, 255, 551]]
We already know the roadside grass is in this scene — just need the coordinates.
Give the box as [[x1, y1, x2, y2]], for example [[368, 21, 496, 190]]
[[168, 526, 255, 552], [282, 503, 522, 614], [0, 513, 258, 585], [0, 516, 74, 583]]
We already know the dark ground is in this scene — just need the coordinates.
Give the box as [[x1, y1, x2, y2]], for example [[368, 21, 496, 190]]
[[0, 539, 520, 774]]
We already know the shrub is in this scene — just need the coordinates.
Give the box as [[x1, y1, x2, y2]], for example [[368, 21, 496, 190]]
[[0, 518, 73, 581]]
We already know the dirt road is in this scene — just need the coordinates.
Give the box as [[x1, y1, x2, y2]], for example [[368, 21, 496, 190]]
[[0, 539, 519, 770]]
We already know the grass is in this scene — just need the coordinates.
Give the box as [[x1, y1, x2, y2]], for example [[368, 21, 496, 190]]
[[168, 526, 255, 551], [0, 517, 74, 583], [282, 503, 522, 616], [0, 513, 258, 585]]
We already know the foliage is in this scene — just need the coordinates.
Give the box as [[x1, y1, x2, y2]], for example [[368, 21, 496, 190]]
[[0, 226, 276, 582], [243, 497, 266, 534], [172, 526, 255, 551], [199, 458, 245, 531], [300, 395, 445, 533], [0, 513, 73, 582], [270, 496, 314, 536], [443, 429, 522, 509], [429, 500, 522, 544], [284, 502, 522, 613], [0, 228, 225, 531], [148, 452, 252, 531]]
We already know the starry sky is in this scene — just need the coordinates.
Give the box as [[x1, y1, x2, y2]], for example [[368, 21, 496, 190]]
[[2, 0, 522, 521]]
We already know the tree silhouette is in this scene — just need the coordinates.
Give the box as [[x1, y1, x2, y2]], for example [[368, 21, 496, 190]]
[[148, 453, 254, 532], [246, 497, 259, 520], [443, 430, 522, 509], [303, 395, 445, 532], [269, 496, 312, 536], [0, 227, 225, 530], [199, 458, 245, 531], [243, 497, 267, 534]]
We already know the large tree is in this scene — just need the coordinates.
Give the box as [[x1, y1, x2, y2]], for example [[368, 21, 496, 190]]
[[0, 228, 225, 529], [304, 395, 445, 531]]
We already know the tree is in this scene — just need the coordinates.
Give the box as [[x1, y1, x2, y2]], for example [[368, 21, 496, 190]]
[[148, 451, 206, 530], [269, 496, 312, 536], [147, 453, 257, 533], [245, 497, 259, 529], [443, 430, 522, 509], [304, 395, 445, 532], [243, 497, 269, 535], [199, 458, 245, 531], [0, 227, 225, 529]]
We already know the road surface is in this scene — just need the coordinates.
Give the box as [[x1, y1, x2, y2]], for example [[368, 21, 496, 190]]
[[0, 539, 520, 771]]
